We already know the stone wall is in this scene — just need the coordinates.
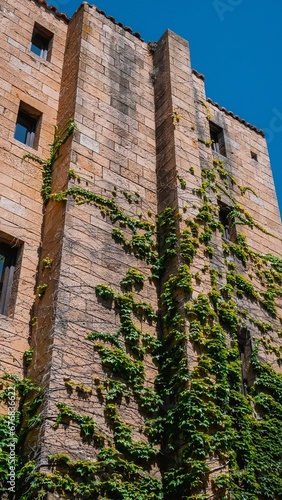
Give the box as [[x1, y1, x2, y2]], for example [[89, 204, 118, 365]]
[[1, 1, 282, 497]]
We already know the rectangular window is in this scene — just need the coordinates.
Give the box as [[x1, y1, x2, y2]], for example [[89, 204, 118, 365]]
[[251, 151, 258, 161], [30, 23, 53, 61], [219, 203, 236, 242], [210, 122, 226, 156], [237, 328, 255, 395], [0, 236, 23, 317], [14, 102, 42, 149]]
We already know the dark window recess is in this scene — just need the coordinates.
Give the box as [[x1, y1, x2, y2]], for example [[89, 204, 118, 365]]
[[251, 151, 258, 161], [0, 238, 22, 317], [30, 23, 53, 61], [14, 103, 42, 149], [237, 328, 255, 395], [209, 122, 226, 156], [14, 111, 37, 147], [219, 204, 236, 242]]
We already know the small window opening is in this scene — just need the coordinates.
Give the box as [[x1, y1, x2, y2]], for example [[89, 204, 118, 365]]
[[251, 151, 258, 161], [14, 102, 42, 149], [30, 23, 53, 61], [219, 204, 236, 242], [209, 122, 226, 157], [0, 236, 23, 317], [237, 328, 255, 395]]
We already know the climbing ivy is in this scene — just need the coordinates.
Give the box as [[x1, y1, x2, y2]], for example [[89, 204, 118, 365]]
[[155, 154, 282, 499], [23, 119, 76, 202], [0, 375, 44, 497]]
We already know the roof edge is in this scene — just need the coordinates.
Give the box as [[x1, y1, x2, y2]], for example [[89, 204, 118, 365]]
[[95, 7, 144, 41], [206, 97, 265, 137], [31, 1, 144, 40], [32, 0, 69, 22], [192, 69, 205, 81]]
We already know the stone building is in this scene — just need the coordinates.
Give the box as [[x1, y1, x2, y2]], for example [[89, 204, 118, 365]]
[[0, 0, 282, 498]]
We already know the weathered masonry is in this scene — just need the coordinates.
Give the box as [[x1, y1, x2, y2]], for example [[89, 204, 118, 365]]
[[1, 0, 282, 498]]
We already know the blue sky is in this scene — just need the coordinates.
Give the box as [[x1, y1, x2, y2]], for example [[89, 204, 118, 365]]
[[50, 0, 282, 217]]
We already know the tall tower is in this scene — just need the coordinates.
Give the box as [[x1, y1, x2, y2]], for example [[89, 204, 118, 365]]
[[1, 1, 282, 498]]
